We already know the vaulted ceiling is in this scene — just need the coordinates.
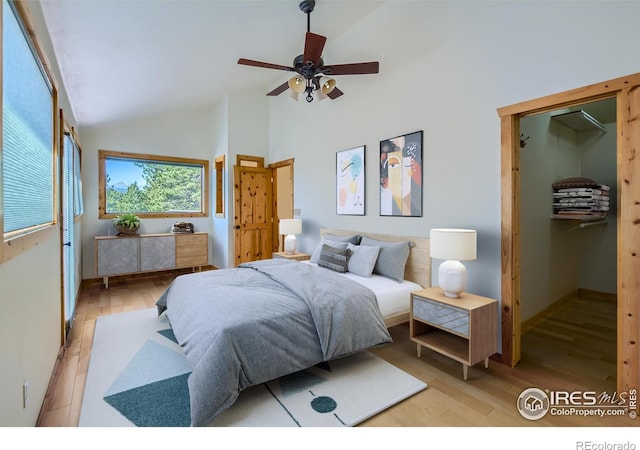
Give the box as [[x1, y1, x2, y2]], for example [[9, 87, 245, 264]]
[[40, 0, 384, 127]]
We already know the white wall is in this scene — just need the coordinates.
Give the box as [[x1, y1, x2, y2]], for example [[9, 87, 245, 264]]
[[3, 0, 639, 426], [579, 122, 617, 293], [80, 108, 216, 278], [520, 112, 582, 320], [268, 1, 640, 334], [210, 96, 230, 269], [80, 86, 269, 274], [0, 0, 79, 426], [520, 114, 616, 320]]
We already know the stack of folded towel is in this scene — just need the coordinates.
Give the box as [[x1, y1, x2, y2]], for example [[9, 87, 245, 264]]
[[552, 177, 610, 217]]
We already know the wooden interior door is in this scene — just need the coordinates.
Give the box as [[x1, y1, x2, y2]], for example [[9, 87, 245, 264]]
[[270, 158, 294, 252], [233, 164, 273, 265]]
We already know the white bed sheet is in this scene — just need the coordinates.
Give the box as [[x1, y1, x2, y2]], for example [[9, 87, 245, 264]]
[[302, 261, 422, 319]]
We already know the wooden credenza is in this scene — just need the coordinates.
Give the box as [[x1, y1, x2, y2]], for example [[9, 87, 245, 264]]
[[95, 232, 208, 288]]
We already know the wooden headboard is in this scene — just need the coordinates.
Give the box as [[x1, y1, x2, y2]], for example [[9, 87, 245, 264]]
[[320, 228, 430, 288]]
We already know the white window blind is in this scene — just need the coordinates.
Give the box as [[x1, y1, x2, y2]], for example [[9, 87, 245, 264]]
[[62, 132, 76, 324], [72, 138, 83, 216], [2, 0, 54, 234]]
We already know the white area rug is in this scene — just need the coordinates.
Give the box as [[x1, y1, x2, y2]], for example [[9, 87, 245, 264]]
[[80, 308, 427, 427]]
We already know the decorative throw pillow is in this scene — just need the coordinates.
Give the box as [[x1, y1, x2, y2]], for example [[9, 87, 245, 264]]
[[359, 236, 413, 282], [310, 239, 350, 263], [347, 243, 380, 277], [317, 244, 351, 273]]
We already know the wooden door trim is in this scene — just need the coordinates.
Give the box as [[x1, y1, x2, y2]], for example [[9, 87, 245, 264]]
[[269, 159, 295, 252], [236, 154, 264, 167], [498, 72, 640, 393], [233, 164, 273, 265]]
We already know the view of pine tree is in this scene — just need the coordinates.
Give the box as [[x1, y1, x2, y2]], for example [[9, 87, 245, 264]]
[[107, 182, 145, 212], [106, 162, 202, 213], [141, 163, 201, 212]]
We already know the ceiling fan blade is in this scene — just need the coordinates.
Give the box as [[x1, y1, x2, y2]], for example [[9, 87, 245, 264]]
[[238, 58, 294, 72], [327, 87, 344, 100], [323, 62, 379, 75], [267, 81, 290, 96], [303, 32, 326, 66]]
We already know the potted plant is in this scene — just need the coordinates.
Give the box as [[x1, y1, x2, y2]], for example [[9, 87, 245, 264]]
[[112, 213, 141, 236]]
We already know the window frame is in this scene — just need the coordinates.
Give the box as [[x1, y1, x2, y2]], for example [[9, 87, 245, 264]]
[[98, 149, 210, 219], [214, 155, 224, 218], [1, 0, 59, 264], [66, 128, 84, 219]]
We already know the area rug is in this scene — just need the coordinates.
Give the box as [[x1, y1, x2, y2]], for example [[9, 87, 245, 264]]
[[79, 308, 427, 427]]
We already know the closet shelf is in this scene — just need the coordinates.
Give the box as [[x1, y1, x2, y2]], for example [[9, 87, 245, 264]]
[[551, 215, 607, 228], [551, 110, 606, 132]]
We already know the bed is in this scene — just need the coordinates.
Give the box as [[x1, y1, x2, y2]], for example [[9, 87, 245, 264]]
[[155, 228, 430, 426]]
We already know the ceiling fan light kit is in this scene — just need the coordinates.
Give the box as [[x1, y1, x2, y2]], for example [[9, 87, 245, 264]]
[[237, 0, 379, 103]]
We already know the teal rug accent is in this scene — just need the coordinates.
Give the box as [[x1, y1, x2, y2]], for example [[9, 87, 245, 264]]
[[80, 308, 427, 427], [104, 373, 191, 427]]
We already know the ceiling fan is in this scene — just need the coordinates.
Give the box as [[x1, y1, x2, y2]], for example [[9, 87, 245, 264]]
[[237, 0, 379, 102]]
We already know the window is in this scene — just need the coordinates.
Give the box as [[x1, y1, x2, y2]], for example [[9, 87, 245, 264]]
[[99, 150, 209, 219], [2, 0, 56, 239]]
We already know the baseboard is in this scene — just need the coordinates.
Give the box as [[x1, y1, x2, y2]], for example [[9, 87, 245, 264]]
[[522, 288, 617, 334], [521, 290, 578, 334], [36, 345, 65, 426], [81, 265, 218, 286], [578, 288, 616, 303]]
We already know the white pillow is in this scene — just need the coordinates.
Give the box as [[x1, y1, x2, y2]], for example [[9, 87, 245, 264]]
[[347, 243, 380, 277]]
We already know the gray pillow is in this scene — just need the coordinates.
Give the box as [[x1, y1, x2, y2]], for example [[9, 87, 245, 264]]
[[317, 244, 350, 273], [310, 239, 350, 263], [347, 243, 380, 277], [359, 236, 413, 282], [321, 233, 361, 245]]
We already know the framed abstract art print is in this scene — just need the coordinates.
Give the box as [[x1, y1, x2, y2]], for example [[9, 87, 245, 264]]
[[379, 130, 423, 217], [336, 145, 365, 215]]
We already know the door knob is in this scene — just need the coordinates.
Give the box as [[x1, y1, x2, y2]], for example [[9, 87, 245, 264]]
[[234, 225, 241, 230]]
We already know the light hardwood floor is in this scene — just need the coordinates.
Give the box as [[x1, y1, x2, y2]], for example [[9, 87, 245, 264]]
[[38, 272, 636, 428]]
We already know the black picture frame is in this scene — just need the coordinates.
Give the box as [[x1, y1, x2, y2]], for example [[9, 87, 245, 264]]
[[379, 130, 423, 217]]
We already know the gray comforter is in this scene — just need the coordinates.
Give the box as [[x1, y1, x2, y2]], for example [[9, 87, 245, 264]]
[[155, 258, 392, 426]]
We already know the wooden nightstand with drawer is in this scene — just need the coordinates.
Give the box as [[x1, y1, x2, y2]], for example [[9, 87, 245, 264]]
[[410, 287, 498, 380], [272, 252, 310, 261]]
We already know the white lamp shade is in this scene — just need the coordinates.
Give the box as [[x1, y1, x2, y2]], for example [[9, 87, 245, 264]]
[[429, 228, 477, 261], [279, 219, 302, 236]]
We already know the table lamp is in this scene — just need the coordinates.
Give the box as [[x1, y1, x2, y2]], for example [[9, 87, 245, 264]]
[[279, 219, 302, 254], [430, 228, 477, 298]]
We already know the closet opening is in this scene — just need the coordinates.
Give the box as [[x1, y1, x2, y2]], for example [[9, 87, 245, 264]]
[[498, 71, 640, 395], [518, 97, 617, 392]]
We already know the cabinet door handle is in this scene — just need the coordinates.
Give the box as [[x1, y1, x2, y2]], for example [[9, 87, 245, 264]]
[[234, 225, 241, 230]]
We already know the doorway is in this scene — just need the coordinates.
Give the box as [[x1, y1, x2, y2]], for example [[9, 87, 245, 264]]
[[498, 72, 640, 394], [232, 155, 294, 265], [518, 98, 617, 391]]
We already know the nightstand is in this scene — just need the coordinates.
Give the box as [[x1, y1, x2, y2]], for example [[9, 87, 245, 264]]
[[272, 251, 311, 261], [410, 287, 498, 380]]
